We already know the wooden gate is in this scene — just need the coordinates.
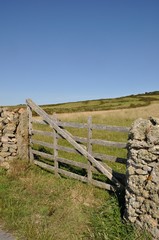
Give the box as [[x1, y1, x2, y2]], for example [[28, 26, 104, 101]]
[[26, 99, 129, 192]]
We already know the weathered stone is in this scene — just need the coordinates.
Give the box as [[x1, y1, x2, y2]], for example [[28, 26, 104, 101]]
[[137, 149, 157, 162], [135, 168, 147, 175], [0, 156, 5, 162], [9, 147, 17, 153], [127, 165, 135, 175], [0, 108, 29, 167], [147, 126, 159, 145], [3, 123, 16, 134], [125, 117, 159, 239], [0, 117, 4, 122], [7, 156, 17, 161], [8, 138, 17, 143], [0, 151, 11, 157], [127, 139, 149, 149], [142, 165, 152, 172], [1, 135, 8, 143], [3, 118, 9, 124], [136, 196, 144, 203], [0, 122, 4, 129], [9, 144, 17, 150], [2, 145, 9, 152], [149, 145, 159, 155], [128, 118, 151, 141], [11, 152, 17, 156]]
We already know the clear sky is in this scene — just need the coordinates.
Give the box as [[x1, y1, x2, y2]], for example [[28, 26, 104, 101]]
[[0, 0, 159, 106]]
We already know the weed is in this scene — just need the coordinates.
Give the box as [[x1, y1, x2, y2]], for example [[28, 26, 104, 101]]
[[85, 196, 152, 240]]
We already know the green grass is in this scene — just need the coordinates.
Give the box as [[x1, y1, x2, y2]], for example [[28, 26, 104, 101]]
[[4, 91, 159, 115], [0, 161, 152, 240], [1, 91, 157, 239], [38, 91, 159, 114], [32, 119, 128, 185]]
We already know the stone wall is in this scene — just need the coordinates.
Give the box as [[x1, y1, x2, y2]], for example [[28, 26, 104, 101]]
[[125, 117, 159, 239], [0, 107, 29, 168]]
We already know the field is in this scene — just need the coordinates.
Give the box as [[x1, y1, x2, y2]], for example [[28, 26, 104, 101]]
[[40, 91, 159, 114], [1, 92, 158, 239]]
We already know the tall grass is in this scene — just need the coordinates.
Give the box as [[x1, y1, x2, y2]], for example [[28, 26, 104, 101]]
[[0, 161, 152, 240], [57, 103, 159, 125]]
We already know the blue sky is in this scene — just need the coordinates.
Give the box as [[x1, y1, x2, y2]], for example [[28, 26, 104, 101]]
[[0, 0, 159, 106]]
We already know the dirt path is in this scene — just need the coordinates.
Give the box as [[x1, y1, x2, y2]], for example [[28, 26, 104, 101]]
[[0, 227, 15, 240]]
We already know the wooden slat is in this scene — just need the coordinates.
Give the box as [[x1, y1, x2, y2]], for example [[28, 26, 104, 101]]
[[91, 179, 115, 191], [34, 160, 55, 171], [92, 123, 129, 132], [32, 139, 53, 149], [26, 99, 124, 189], [58, 121, 87, 129], [57, 157, 88, 169], [32, 129, 53, 137], [32, 133, 126, 165], [57, 121, 129, 133], [73, 136, 88, 144], [58, 168, 88, 182], [33, 118, 129, 132], [57, 145, 77, 154], [32, 119, 47, 125], [91, 139, 127, 148], [32, 149, 53, 160], [34, 159, 115, 191], [32, 131, 126, 150]]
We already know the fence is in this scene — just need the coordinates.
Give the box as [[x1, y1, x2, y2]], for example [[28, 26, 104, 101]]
[[27, 99, 129, 192]]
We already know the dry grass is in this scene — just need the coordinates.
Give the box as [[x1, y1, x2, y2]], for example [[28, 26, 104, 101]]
[[56, 103, 159, 125], [0, 161, 108, 240], [35, 103, 159, 127]]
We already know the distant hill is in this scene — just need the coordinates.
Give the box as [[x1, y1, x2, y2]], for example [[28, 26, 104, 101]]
[[5, 91, 159, 114], [40, 91, 159, 114]]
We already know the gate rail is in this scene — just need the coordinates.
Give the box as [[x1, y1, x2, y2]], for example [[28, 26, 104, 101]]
[[26, 99, 129, 191]]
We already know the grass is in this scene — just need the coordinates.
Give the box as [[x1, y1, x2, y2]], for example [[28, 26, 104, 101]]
[[0, 160, 152, 240], [39, 91, 159, 114], [6, 91, 159, 115], [32, 117, 128, 182], [1, 92, 158, 239], [31, 100, 159, 186]]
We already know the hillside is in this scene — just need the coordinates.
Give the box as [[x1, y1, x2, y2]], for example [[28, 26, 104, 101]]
[[40, 91, 159, 114], [3, 91, 159, 114]]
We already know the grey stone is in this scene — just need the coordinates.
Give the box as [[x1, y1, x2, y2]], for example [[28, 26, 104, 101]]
[[125, 117, 159, 238]]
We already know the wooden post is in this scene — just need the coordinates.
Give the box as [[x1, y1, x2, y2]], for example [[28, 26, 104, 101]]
[[27, 105, 34, 163], [87, 116, 92, 182], [53, 113, 59, 176]]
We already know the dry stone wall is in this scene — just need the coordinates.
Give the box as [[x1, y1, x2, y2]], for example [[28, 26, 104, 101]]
[[125, 117, 159, 239], [0, 107, 29, 168]]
